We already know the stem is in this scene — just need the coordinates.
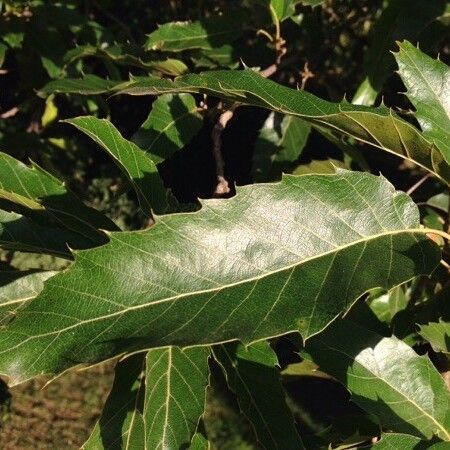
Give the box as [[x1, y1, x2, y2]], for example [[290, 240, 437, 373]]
[[269, 5, 281, 43], [422, 228, 450, 242]]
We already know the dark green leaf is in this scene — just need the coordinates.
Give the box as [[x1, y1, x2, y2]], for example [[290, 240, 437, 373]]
[[0, 152, 117, 244], [82, 354, 146, 450], [114, 69, 450, 183], [0, 171, 439, 384], [213, 341, 304, 449], [253, 112, 311, 181], [0, 269, 56, 326], [39, 75, 120, 97], [132, 94, 202, 164], [353, 0, 447, 105], [145, 13, 244, 52]]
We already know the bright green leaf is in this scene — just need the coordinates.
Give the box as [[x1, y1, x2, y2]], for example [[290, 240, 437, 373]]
[[395, 41, 450, 166], [304, 319, 450, 440], [143, 347, 210, 450], [67, 116, 168, 216], [419, 320, 450, 354]]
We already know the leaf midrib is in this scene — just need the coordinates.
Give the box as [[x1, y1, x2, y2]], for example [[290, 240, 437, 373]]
[[317, 338, 450, 440], [0, 227, 432, 355]]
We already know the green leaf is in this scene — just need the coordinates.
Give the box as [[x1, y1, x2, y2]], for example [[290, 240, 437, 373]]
[[64, 44, 188, 76], [39, 75, 120, 97], [304, 319, 450, 440], [67, 116, 168, 216], [213, 341, 304, 449], [419, 320, 450, 354], [367, 285, 409, 325], [145, 13, 244, 52], [132, 94, 203, 164], [0, 152, 117, 244], [0, 171, 439, 384], [395, 41, 450, 166], [0, 269, 57, 326], [363, 433, 445, 449], [189, 432, 210, 450], [113, 69, 450, 183], [0, 209, 84, 257], [143, 347, 210, 450], [82, 354, 146, 450], [253, 112, 311, 181], [292, 159, 345, 176], [353, 0, 447, 105]]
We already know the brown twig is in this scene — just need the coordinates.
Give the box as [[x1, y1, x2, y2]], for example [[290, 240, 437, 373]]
[[406, 172, 432, 195], [210, 32, 287, 196]]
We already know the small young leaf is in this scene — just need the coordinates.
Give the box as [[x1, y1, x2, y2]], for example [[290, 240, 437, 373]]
[[419, 320, 450, 354]]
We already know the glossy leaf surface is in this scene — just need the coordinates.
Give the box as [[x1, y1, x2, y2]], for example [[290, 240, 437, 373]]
[[304, 319, 450, 440], [0, 171, 439, 384], [113, 69, 450, 183]]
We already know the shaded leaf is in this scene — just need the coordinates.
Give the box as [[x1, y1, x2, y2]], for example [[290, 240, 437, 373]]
[[0, 171, 440, 384], [67, 116, 168, 216], [113, 69, 450, 183], [132, 93, 203, 164], [292, 159, 345, 176], [304, 319, 450, 440], [395, 41, 450, 166], [353, 0, 447, 105], [0, 269, 57, 326], [362, 432, 441, 449], [0, 209, 83, 257], [419, 320, 450, 354], [145, 13, 244, 52], [39, 75, 120, 97], [0, 152, 117, 244], [253, 112, 311, 181], [143, 347, 210, 450], [82, 354, 146, 450], [64, 44, 188, 76], [213, 341, 304, 449]]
